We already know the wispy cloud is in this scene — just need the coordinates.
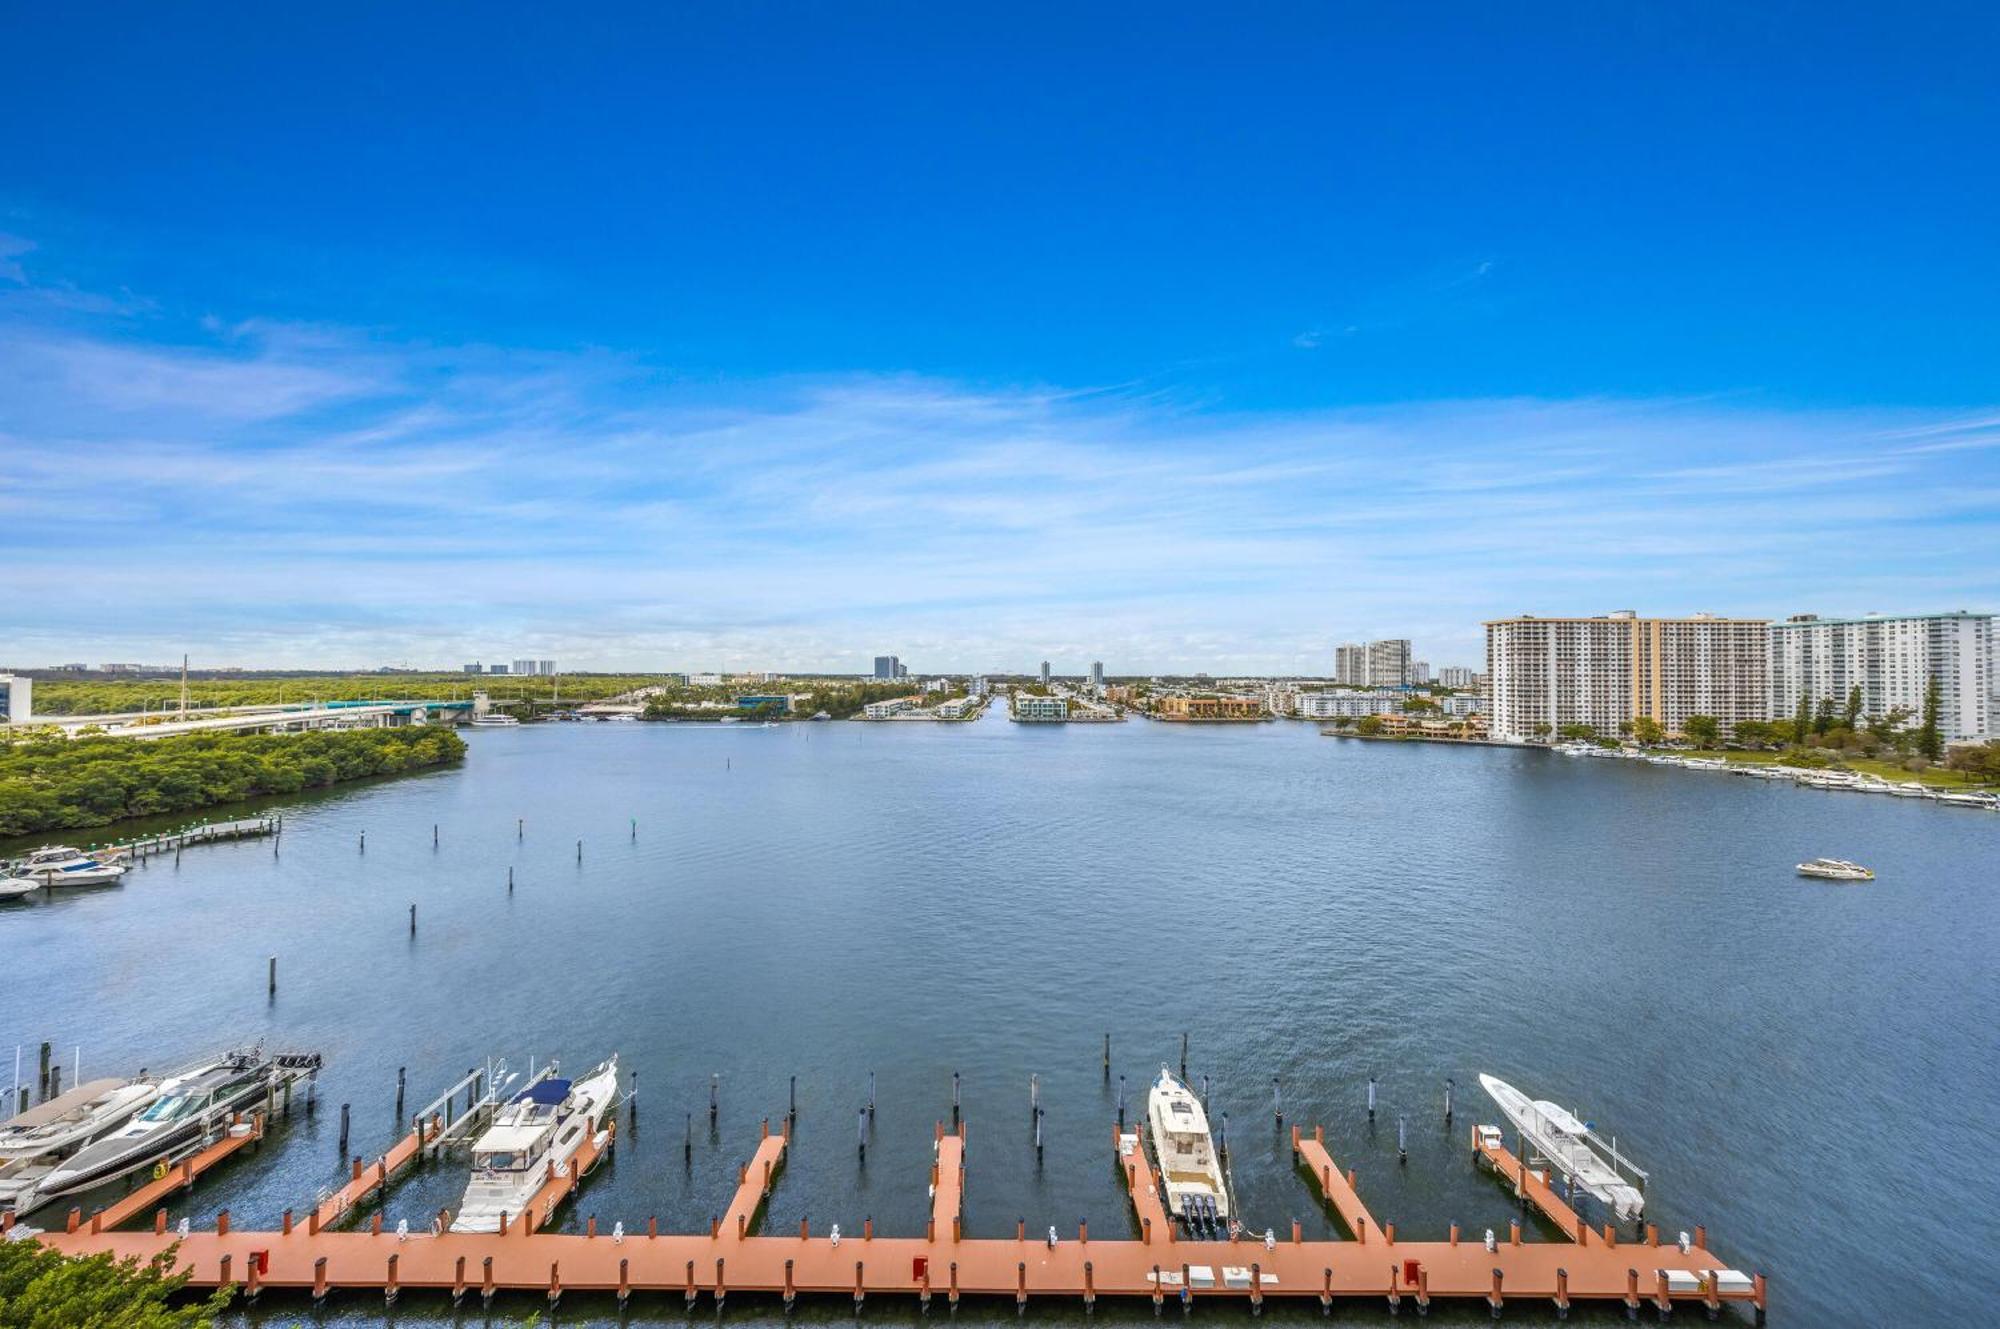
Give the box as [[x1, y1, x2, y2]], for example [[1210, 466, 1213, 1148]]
[[1, 292, 1995, 672]]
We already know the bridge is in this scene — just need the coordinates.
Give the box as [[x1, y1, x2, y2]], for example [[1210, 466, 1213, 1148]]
[[35, 699, 475, 739]]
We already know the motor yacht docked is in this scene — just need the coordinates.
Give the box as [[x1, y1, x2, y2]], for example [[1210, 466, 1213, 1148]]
[[449, 1057, 618, 1234], [15, 847, 127, 888], [32, 1050, 303, 1203], [1478, 1074, 1646, 1223], [0, 1076, 160, 1212], [0, 873, 37, 902], [1145, 1066, 1231, 1235]]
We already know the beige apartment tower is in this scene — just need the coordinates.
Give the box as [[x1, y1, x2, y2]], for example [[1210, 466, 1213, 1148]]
[[1484, 611, 1769, 743]]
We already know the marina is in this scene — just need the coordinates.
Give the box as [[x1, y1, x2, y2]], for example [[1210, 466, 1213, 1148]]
[[14, 1106, 1765, 1319], [0, 718, 1990, 1323]]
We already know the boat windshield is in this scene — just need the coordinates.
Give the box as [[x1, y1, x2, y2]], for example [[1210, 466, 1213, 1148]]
[[475, 1151, 526, 1171], [137, 1094, 198, 1123]]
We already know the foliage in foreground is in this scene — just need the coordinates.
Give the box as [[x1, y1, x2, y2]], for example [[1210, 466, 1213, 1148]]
[[0, 726, 467, 837], [0, 1238, 228, 1329]]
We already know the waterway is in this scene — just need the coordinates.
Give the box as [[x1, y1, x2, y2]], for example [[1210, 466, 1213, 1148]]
[[2, 707, 1993, 1324]]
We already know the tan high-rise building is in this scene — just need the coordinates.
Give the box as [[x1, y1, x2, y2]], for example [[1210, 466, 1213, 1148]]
[[1484, 611, 1769, 743]]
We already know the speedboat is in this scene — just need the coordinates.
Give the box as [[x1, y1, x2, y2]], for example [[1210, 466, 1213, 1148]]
[[1145, 1066, 1230, 1234], [0, 1077, 161, 1212], [34, 1051, 279, 1201], [17, 847, 127, 888], [450, 1057, 618, 1233], [1797, 858, 1874, 881], [1478, 1074, 1646, 1222], [0, 873, 37, 902], [1934, 791, 1999, 809]]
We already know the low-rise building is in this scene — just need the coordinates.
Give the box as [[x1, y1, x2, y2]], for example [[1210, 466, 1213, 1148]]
[[734, 694, 791, 714], [1295, 690, 1402, 719], [863, 696, 920, 720], [0, 674, 31, 724], [1014, 695, 1069, 722], [688, 673, 723, 687], [1155, 694, 1263, 720]]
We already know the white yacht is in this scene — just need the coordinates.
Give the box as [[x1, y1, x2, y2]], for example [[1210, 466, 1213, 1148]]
[[1145, 1066, 1230, 1234], [35, 1051, 279, 1201], [1935, 791, 1999, 809], [17, 847, 127, 888], [450, 1057, 618, 1234], [1796, 858, 1875, 881], [0, 1077, 161, 1211], [1478, 1074, 1646, 1222], [468, 714, 521, 728], [0, 873, 37, 902]]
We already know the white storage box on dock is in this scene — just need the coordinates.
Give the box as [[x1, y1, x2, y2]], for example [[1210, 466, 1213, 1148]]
[[228, 1123, 253, 1138], [1186, 1266, 1216, 1289], [1663, 1269, 1703, 1293], [1715, 1269, 1755, 1294]]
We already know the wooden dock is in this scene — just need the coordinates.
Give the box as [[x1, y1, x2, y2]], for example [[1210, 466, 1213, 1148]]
[[101, 817, 278, 862], [17, 1112, 1767, 1319]]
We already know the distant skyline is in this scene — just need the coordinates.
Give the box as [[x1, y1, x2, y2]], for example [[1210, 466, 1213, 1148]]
[[3, 5, 1996, 672]]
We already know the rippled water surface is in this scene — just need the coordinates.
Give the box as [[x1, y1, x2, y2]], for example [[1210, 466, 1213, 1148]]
[[3, 711, 1994, 1325]]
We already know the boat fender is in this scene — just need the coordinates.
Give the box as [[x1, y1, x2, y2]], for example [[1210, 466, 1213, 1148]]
[[1678, 1231, 1691, 1254], [396, 1220, 408, 1242], [1483, 1229, 1496, 1252], [612, 1221, 624, 1244], [557, 1161, 570, 1178], [1048, 1226, 1059, 1248]]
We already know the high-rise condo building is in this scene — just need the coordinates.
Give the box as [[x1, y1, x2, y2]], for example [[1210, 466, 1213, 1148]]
[[1768, 612, 1995, 742], [1484, 611, 1769, 743], [1335, 640, 1413, 686], [873, 655, 902, 681], [1366, 639, 1413, 687], [1410, 660, 1431, 685], [1090, 660, 1104, 689], [1437, 666, 1477, 689], [1040, 660, 1051, 686]]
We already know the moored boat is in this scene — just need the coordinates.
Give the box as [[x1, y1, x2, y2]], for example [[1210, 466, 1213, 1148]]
[[1478, 1074, 1646, 1222], [0, 1076, 161, 1212], [16, 847, 127, 888], [1145, 1066, 1231, 1235], [0, 874, 37, 902], [449, 1057, 618, 1234], [1796, 858, 1875, 881], [33, 1050, 294, 1202]]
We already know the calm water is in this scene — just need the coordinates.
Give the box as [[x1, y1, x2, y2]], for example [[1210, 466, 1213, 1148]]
[[3, 709, 1995, 1325]]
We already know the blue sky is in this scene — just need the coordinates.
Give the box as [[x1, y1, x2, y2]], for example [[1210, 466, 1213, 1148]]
[[2, 3, 1996, 673]]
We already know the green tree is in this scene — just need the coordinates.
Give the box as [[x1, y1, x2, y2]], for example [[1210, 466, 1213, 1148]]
[[1631, 716, 1665, 745], [1842, 684, 1863, 732], [1355, 715, 1386, 736], [1812, 697, 1836, 735], [1683, 714, 1720, 747], [1732, 719, 1775, 748], [1917, 679, 1943, 760], [1556, 723, 1596, 741], [0, 1239, 229, 1328], [1792, 692, 1812, 745]]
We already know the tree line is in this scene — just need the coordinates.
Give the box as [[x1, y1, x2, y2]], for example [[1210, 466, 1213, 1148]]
[[0, 726, 467, 837]]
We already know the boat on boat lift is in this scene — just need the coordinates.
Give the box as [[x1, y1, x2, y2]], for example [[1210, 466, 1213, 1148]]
[[1478, 1073, 1646, 1222], [449, 1057, 618, 1234], [0, 1076, 162, 1212], [1145, 1065, 1232, 1236]]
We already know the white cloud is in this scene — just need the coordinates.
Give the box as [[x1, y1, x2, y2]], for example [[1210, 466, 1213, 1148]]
[[0, 317, 1995, 673]]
